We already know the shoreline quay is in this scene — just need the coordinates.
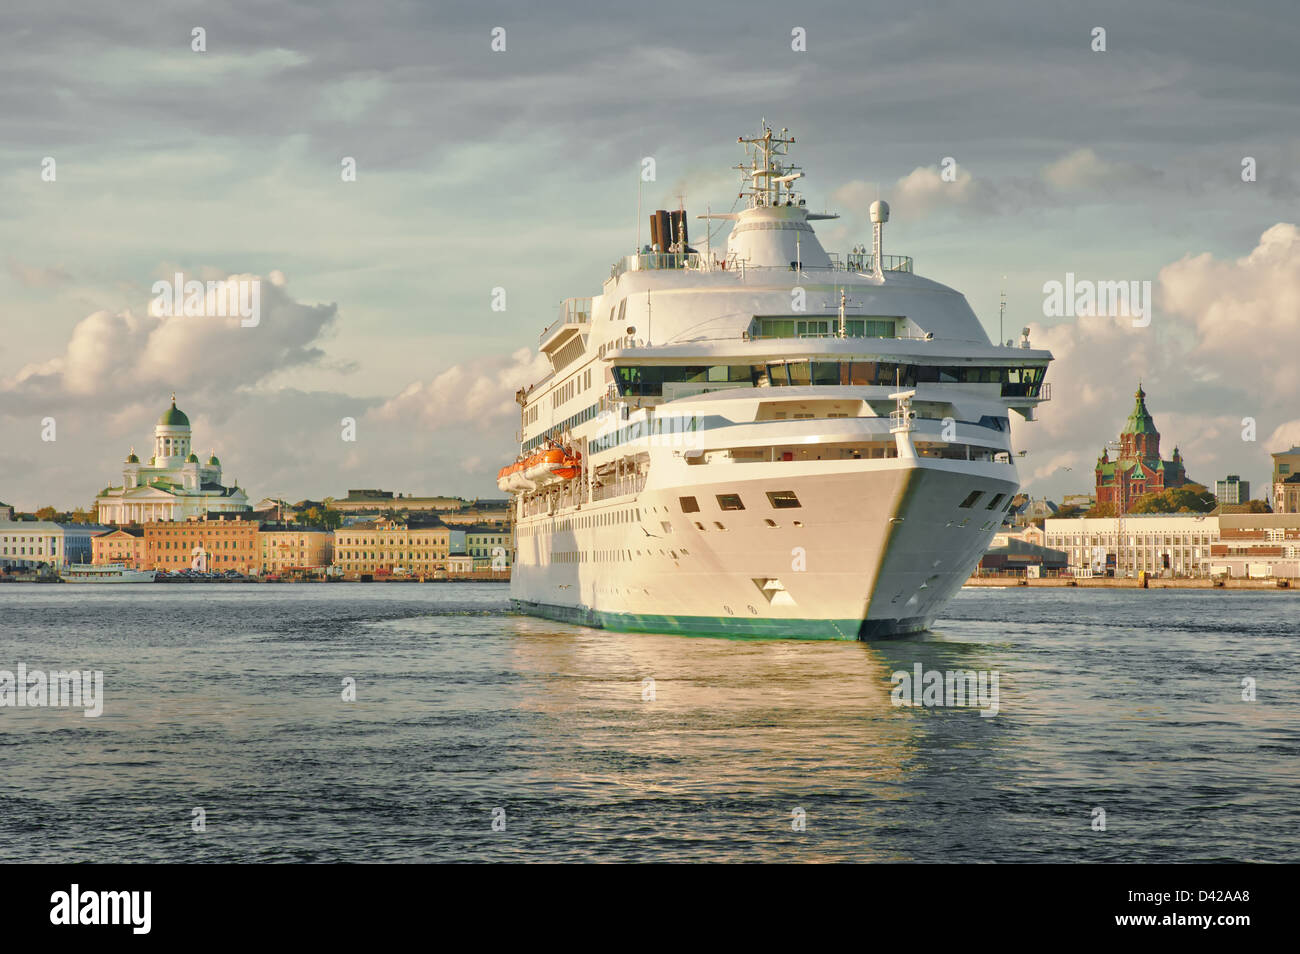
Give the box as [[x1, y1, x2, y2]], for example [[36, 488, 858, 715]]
[[965, 576, 1295, 590]]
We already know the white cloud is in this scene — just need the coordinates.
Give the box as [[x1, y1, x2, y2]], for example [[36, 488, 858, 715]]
[[1019, 223, 1300, 500], [3, 271, 337, 406], [1042, 148, 1162, 191], [373, 347, 550, 428], [1160, 223, 1300, 401], [832, 163, 981, 222]]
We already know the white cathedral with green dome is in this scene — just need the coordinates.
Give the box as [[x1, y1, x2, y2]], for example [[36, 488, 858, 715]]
[[94, 395, 250, 524]]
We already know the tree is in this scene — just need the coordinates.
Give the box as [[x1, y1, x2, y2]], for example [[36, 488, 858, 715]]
[[300, 506, 342, 530], [34, 506, 57, 521], [1130, 483, 1216, 514], [1055, 504, 1087, 519], [1241, 499, 1272, 513]]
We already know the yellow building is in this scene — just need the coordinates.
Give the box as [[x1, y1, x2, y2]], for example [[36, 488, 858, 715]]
[[91, 527, 147, 568], [258, 524, 334, 576], [463, 524, 513, 569], [333, 517, 449, 579]]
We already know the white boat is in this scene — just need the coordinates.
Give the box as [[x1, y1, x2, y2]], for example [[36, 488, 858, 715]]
[[501, 124, 1053, 639], [61, 563, 157, 583]]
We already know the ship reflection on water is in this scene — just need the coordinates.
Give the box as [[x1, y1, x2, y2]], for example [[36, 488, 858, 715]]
[[504, 616, 1021, 861]]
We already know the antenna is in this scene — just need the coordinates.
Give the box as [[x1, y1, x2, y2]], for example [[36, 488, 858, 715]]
[[636, 164, 643, 254], [705, 203, 711, 268], [822, 288, 857, 338], [999, 277, 1007, 346]]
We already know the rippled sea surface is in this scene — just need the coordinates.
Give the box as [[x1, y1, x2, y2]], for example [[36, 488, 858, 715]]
[[0, 583, 1296, 862]]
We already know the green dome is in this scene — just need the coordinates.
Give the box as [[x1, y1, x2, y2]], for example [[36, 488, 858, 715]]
[[207, 450, 220, 466], [1122, 384, 1156, 436], [186, 453, 199, 463], [158, 395, 190, 427], [126, 449, 139, 463]]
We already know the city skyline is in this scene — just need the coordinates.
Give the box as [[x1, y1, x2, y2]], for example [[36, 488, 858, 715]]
[[3, 0, 1299, 511]]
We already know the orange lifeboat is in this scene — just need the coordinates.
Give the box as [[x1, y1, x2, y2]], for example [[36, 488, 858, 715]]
[[524, 448, 566, 484], [499, 445, 581, 493], [497, 459, 535, 493], [496, 460, 520, 493], [553, 451, 582, 481]]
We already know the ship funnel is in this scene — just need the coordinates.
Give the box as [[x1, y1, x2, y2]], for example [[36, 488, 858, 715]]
[[649, 209, 688, 252], [649, 210, 670, 252]]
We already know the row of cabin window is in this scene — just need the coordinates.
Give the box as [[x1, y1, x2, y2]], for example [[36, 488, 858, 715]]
[[958, 491, 1015, 512], [613, 362, 1047, 396], [679, 491, 801, 513]]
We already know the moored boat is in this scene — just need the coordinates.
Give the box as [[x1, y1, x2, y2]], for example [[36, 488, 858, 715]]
[[61, 563, 158, 584]]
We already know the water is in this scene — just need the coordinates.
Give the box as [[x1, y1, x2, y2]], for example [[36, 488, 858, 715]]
[[0, 583, 1296, 862]]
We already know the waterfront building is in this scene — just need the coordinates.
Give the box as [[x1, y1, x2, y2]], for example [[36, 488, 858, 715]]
[[1214, 475, 1250, 505], [143, 514, 260, 573], [978, 537, 1067, 575], [252, 498, 298, 522], [446, 554, 475, 574], [1271, 447, 1300, 514], [332, 490, 465, 514], [331, 490, 510, 527], [0, 501, 12, 520], [95, 396, 251, 524], [1044, 514, 1218, 577], [439, 499, 511, 527], [91, 527, 147, 568], [463, 524, 513, 569], [258, 524, 333, 575], [1014, 498, 1058, 526], [1209, 513, 1300, 578], [1061, 493, 1096, 510], [1095, 385, 1189, 509], [332, 517, 450, 579], [0, 521, 99, 569]]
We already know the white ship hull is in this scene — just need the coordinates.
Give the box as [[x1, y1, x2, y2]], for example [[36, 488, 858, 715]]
[[511, 453, 1018, 638]]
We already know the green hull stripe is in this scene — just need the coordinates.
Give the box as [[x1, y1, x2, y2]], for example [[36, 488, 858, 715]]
[[511, 600, 930, 640]]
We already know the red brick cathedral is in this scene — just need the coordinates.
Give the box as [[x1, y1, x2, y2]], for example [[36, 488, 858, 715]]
[[1096, 384, 1190, 509]]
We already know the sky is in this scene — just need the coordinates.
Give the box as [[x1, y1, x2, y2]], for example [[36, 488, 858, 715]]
[[2, 0, 1299, 511]]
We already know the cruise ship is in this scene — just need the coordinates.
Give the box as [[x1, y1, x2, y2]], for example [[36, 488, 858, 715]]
[[500, 124, 1052, 638]]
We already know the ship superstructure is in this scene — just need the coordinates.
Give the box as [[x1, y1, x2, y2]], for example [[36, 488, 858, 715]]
[[500, 124, 1052, 638]]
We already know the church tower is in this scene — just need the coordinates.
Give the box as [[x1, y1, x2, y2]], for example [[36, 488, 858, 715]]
[[1096, 383, 1190, 509], [154, 393, 193, 466], [1119, 384, 1160, 464]]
